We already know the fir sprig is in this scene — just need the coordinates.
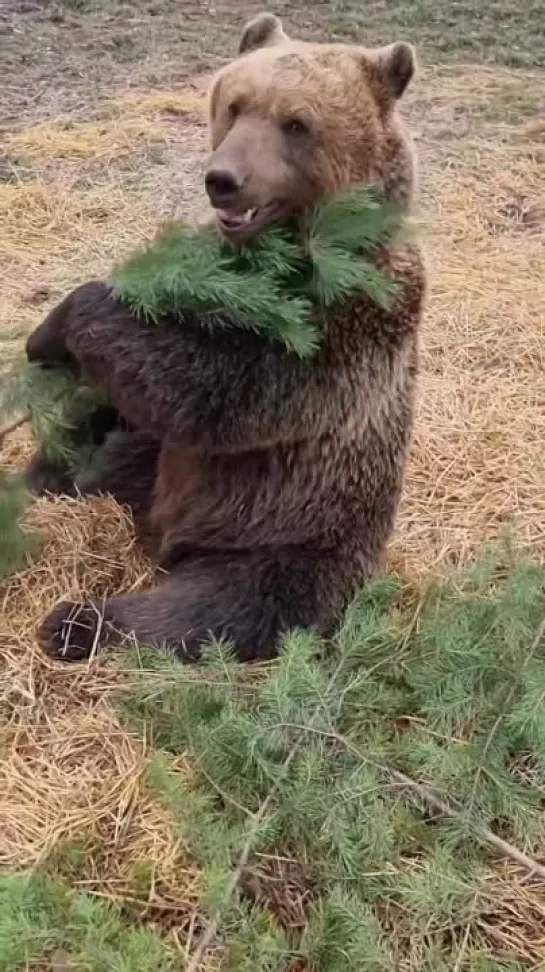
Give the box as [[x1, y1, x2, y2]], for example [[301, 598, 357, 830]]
[[0, 472, 40, 578], [0, 364, 109, 574], [0, 872, 178, 971], [0, 361, 105, 470], [113, 223, 320, 356], [113, 186, 401, 355]]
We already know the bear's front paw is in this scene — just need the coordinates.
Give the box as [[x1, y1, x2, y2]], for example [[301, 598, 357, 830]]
[[38, 600, 110, 662], [24, 453, 77, 498]]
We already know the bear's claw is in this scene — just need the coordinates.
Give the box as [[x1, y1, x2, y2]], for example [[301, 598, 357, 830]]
[[38, 600, 109, 662]]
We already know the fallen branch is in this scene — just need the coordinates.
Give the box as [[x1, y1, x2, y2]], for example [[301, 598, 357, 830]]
[[185, 745, 298, 972], [185, 649, 353, 969], [275, 720, 545, 884]]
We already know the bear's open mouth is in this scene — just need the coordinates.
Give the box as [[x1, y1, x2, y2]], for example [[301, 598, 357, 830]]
[[215, 204, 279, 241], [216, 207, 258, 230]]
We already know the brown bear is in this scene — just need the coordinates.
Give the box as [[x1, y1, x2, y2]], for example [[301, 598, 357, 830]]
[[24, 13, 425, 663]]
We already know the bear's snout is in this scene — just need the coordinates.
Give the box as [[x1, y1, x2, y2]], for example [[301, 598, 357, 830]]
[[205, 167, 244, 208]]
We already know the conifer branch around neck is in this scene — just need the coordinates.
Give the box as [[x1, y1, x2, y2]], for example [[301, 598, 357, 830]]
[[0, 185, 402, 487], [112, 185, 403, 357]]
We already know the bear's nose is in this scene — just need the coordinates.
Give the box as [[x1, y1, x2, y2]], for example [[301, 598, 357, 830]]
[[205, 168, 242, 207]]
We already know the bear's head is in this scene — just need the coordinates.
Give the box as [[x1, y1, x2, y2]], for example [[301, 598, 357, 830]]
[[206, 13, 417, 242]]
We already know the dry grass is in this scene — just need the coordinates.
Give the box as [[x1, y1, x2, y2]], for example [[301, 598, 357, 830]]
[[0, 181, 139, 259], [0, 93, 209, 346], [389, 65, 545, 580], [0, 178, 156, 359], [5, 118, 166, 163], [1, 60, 544, 966], [0, 495, 207, 949], [106, 89, 207, 120]]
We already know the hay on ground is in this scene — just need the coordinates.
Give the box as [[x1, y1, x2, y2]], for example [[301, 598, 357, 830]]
[[5, 118, 166, 163], [0, 494, 210, 952]]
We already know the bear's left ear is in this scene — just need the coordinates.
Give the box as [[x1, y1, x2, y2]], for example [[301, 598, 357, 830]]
[[374, 42, 416, 100], [239, 13, 288, 55]]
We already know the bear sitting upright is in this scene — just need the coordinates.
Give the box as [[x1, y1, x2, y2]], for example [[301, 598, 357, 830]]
[[24, 13, 426, 663]]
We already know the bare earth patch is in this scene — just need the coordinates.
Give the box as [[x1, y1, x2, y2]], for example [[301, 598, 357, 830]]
[[1, 10, 544, 967]]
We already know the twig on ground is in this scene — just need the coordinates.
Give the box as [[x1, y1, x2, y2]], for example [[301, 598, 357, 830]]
[[185, 745, 299, 972]]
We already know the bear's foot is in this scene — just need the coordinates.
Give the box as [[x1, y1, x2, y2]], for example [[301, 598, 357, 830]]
[[24, 453, 78, 498], [38, 600, 111, 662]]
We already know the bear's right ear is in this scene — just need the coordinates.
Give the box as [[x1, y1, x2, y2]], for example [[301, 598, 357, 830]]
[[238, 13, 288, 55], [376, 42, 416, 100]]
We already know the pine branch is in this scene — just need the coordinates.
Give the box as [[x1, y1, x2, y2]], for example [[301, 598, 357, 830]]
[[126, 554, 545, 967], [113, 185, 402, 355], [1, 362, 107, 473], [465, 614, 545, 819], [273, 720, 545, 883], [185, 643, 355, 969], [186, 743, 299, 972], [0, 473, 40, 578]]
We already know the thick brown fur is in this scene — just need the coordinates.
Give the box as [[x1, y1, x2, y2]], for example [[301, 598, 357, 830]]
[[24, 14, 426, 663]]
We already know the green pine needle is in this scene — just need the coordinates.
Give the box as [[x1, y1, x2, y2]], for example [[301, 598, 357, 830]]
[[1, 361, 106, 470], [113, 186, 401, 353], [0, 872, 177, 972], [304, 185, 402, 254], [0, 472, 40, 579]]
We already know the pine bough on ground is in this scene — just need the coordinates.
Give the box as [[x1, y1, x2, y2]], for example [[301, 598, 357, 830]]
[[3, 547, 543, 970]]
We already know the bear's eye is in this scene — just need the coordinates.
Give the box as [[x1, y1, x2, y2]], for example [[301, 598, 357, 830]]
[[228, 101, 241, 120], [282, 117, 309, 137]]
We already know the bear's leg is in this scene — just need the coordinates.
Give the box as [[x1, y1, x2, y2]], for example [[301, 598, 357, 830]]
[[73, 425, 161, 554], [74, 426, 160, 521], [37, 552, 347, 663], [24, 452, 79, 498]]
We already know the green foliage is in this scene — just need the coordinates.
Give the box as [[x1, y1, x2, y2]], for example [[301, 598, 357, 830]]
[[223, 905, 290, 972], [0, 365, 108, 582], [114, 222, 320, 358], [0, 872, 177, 971], [121, 547, 545, 968], [304, 188, 400, 308], [113, 186, 401, 357], [0, 472, 40, 579], [0, 361, 106, 471], [301, 888, 389, 971]]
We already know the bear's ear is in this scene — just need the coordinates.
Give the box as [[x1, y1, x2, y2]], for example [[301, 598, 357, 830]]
[[377, 42, 416, 99], [238, 13, 288, 55]]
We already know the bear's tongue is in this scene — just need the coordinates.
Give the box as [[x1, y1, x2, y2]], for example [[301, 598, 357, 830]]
[[216, 207, 258, 229]]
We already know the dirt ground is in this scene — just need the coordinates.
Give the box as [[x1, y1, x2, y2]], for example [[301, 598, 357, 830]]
[[1, 0, 544, 966]]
